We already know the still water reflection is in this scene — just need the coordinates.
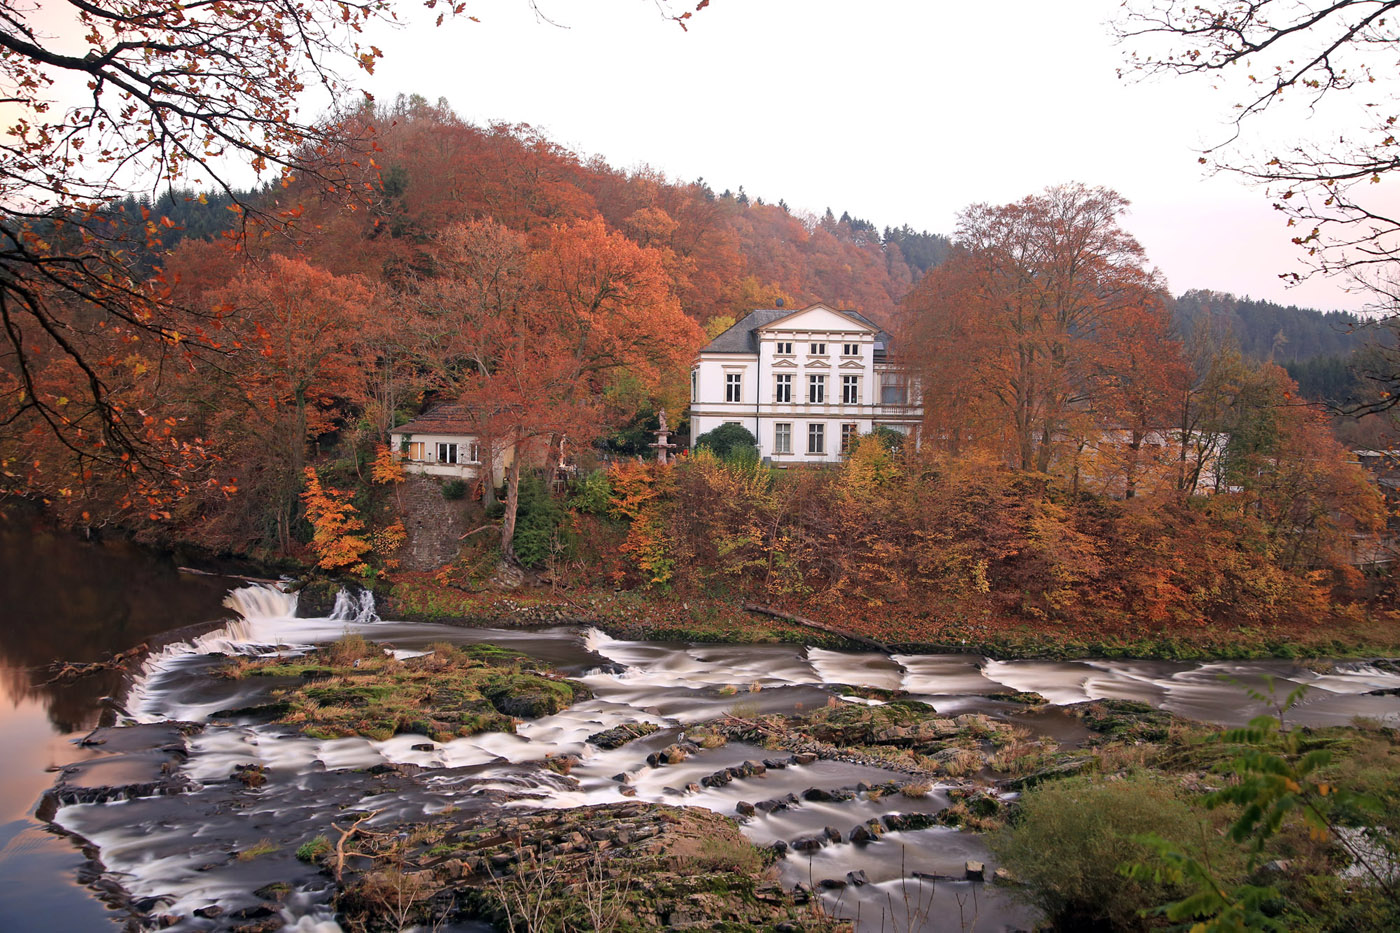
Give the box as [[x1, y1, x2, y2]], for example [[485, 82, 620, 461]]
[[0, 511, 233, 928]]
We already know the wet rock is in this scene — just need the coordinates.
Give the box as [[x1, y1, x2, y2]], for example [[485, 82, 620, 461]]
[[684, 782, 702, 794], [993, 867, 1016, 884], [252, 882, 291, 902], [735, 801, 756, 817], [662, 744, 688, 764], [742, 759, 767, 776], [965, 860, 985, 882], [823, 826, 843, 844], [768, 840, 789, 856], [618, 786, 637, 797], [793, 753, 818, 765], [193, 906, 224, 919], [411, 743, 436, 752], [233, 763, 266, 788], [801, 787, 834, 802], [611, 772, 631, 784], [763, 758, 788, 770], [849, 823, 876, 845], [791, 834, 826, 853], [228, 904, 277, 921], [846, 869, 869, 886], [791, 882, 811, 904], [818, 878, 848, 889]]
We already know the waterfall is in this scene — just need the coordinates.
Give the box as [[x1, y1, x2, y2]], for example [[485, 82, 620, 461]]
[[124, 584, 300, 722], [223, 582, 298, 621], [328, 587, 380, 624]]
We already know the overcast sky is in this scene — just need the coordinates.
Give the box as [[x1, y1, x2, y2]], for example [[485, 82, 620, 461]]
[[344, 0, 1394, 311]]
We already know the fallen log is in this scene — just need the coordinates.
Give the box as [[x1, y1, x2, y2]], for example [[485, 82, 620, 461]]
[[740, 603, 891, 653], [177, 567, 283, 585]]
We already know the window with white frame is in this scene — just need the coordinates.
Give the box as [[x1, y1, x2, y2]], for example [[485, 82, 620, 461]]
[[774, 373, 792, 403], [842, 375, 860, 404], [775, 341, 793, 355], [842, 343, 860, 356], [840, 423, 859, 452], [807, 423, 825, 455], [774, 422, 792, 454], [468, 442, 481, 463], [809, 342, 827, 356], [436, 442, 458, 464], [808, 374, 826, 404], [725, 372, 742, 402]]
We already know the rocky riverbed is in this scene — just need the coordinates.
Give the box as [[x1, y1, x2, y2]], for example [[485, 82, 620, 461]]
[[29, 584, 1400, 931]]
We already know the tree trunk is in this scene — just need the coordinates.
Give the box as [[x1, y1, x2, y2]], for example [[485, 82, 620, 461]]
[[500, 436, 522, 564]]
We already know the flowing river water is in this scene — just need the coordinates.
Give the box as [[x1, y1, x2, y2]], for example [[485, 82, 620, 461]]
[[4, 522, 1400, 931]]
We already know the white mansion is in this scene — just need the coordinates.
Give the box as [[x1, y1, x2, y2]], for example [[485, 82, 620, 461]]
[[689, 302, 921, 463]]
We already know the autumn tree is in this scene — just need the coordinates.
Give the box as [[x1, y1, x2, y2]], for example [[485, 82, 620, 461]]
[[417, 217, 701, 564], [903, 185, 1175, 474], [195, 254, 379, 551], [301, 467, 370, 573]]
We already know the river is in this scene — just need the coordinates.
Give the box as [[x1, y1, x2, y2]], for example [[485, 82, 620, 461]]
[[3, 518, 1400, 931]]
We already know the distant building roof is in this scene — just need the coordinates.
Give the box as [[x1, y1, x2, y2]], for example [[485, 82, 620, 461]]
[[393, 402, 481, 437], [700, 305, 896, 358]]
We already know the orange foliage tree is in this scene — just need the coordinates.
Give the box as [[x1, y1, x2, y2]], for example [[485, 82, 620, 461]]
[[300, 468, 370, 574], [903, 185, 1180, 475]]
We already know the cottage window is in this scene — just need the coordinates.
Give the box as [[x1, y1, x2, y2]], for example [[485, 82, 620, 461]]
[[725, 372, 742, 402], [774, 423, 792, 455], [407, 442, 425, 461], [436, 442, 459, 464], [842, 375, 860, 404], [808, 374, 826, 404], [468, 442, 481, 463], [807, 423, 825, 455], [842, 343, 860, 356], [775, 373, 792, 403], [809, 342, 827, 356], [775, 341, 793, 355], [841, 423, 859, 452]]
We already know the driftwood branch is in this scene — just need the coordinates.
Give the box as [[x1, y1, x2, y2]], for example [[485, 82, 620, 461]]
[[331, 809, 384, 881], [741, 602, 891, 653], [41, 644, 148, 685], [457, 524, 498, 541]]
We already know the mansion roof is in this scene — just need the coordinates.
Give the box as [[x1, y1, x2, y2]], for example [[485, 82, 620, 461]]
[[701, 305, 895, 359]]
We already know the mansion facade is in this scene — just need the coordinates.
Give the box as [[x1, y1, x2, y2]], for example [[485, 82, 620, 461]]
[[689, 303, 921, 463]]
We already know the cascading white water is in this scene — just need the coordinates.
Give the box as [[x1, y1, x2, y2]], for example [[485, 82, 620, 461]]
[[328, 587, 379, 623], [124, 584, 301, 722], [224, 583, 299, 620]]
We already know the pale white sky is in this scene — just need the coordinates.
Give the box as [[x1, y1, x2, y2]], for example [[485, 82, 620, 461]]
[[348, 0, 1387, 311]]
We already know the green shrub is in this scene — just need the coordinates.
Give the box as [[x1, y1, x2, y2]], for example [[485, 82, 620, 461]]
[[569, 468, 613, 515], [990, 773, 1239, 931], [694, 423, 758, 461], [441, 479, 468, 500], [512, 473, 573, 569]]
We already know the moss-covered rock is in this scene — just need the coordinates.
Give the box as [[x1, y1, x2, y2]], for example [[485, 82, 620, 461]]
[[220, 637, 588, 742]]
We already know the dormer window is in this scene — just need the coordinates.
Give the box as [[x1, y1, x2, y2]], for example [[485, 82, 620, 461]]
[[775, 341, 793, 355], [842, 343, 860, 356], [809, 343, 826, 356]]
